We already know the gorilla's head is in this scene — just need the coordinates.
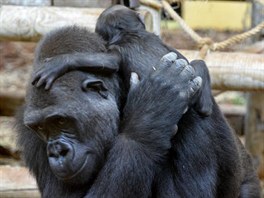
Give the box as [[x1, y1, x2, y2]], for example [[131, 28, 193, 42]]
[[23, 26, 121, 184]]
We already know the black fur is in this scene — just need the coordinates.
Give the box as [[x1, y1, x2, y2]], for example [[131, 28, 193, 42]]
[[22, 5, 260, 197]]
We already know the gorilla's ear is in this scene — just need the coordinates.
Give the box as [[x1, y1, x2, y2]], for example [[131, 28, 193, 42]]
[[82, 78, 108, 99]]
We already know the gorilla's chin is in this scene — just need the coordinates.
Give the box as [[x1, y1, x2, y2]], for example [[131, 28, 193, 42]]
[[49, 156, 87, 180], [49, 153, 98, 184]]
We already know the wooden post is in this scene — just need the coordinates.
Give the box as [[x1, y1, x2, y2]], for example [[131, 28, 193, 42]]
[[251, 0, 264, 36], [245, 0, 264, 180], [245, 93, 264, 179], [0, 6, 154, 41], [0, 166, 40, 198], [138, 5, 161, 35]]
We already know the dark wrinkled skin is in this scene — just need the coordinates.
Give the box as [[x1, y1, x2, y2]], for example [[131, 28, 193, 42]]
[[16, 27, 204, 198]]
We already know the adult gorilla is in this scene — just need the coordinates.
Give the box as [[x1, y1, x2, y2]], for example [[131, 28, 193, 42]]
[[16, 26, 202, 197]]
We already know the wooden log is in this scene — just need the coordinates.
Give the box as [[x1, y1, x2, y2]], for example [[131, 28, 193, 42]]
[[0, 90, 25, 116], [180, 50, 264, 92], [0, 6, 153, 42], [241, 40, 264, 54], [0, 0, 51, 6], [245, 0, 264, 181], [0, 165, 40, 198], [53, 0, 111, 8], [139, 0, 162, 10], [0, 6, 103, 41], [0, 117, 17, 152], [219, 104, 246, 136], [252, 0, 264, 36]]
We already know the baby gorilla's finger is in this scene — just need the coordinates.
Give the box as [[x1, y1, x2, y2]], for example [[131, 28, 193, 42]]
[[180, 64, 195, 80], [31, 70, 43, 85], [31, 75, 40, 85], [158, 52, 177, 69], [170, 59, 188, 75], [36, 76, 47, 88], [188, 76, 202, 97], [45, 77, 55, 90], [174, 59, 188, 69]]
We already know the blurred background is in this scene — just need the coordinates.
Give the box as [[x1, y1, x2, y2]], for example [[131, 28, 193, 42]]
[[0, 0, 263, 197]]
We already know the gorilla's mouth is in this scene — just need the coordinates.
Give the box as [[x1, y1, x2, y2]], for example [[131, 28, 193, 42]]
[[50, 155, 89, 181]]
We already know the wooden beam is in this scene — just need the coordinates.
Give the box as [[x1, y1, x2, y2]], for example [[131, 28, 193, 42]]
[[0, 6, 153, 42], [0, 166, 40, 198], [180, 50, 264, 92], [245, 1, 264, 180], [0, 6, 102, 41], [245, 93, 264, 179], [139, 0, 162, 10], [0, 90, 25, 116], [0, 0, 51, 6], [53, 0, 111, 8]]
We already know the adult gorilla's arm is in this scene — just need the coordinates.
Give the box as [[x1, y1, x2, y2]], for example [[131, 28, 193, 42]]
[[85, 53, 202, 198]]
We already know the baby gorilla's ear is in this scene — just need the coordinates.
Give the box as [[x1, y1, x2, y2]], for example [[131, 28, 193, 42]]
[[130, 72, 140, 91], [190, 60, 213, 116]]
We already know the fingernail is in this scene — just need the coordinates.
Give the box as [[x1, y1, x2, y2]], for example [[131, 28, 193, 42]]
[[175, 59, 188, 68], [194, 76, 202, 87], [162, 52, 177, 62], [130, 72, 140, 86]]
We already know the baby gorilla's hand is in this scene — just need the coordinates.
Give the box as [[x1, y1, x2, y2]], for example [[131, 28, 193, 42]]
[[32, 55, 69, 90]]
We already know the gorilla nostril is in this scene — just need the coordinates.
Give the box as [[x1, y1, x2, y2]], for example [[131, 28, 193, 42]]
[[59, 148, 69, 157], [47, 140, 72, 158], [48, 152, 57, 158]]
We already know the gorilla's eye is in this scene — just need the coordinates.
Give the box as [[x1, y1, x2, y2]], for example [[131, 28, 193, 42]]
[[57, 117, 66, 125], [46, 115, 67, 127], [82, 78, 108, 99]]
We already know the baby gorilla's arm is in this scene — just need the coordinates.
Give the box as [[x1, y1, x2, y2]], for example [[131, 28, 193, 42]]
[[32, 52, 121, 90]]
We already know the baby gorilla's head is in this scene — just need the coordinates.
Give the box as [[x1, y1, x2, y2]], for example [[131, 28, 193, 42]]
[[95, 5, 145, 44]]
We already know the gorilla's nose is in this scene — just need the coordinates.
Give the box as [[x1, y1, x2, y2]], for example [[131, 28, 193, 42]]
[[47, 140, 72, 158]]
